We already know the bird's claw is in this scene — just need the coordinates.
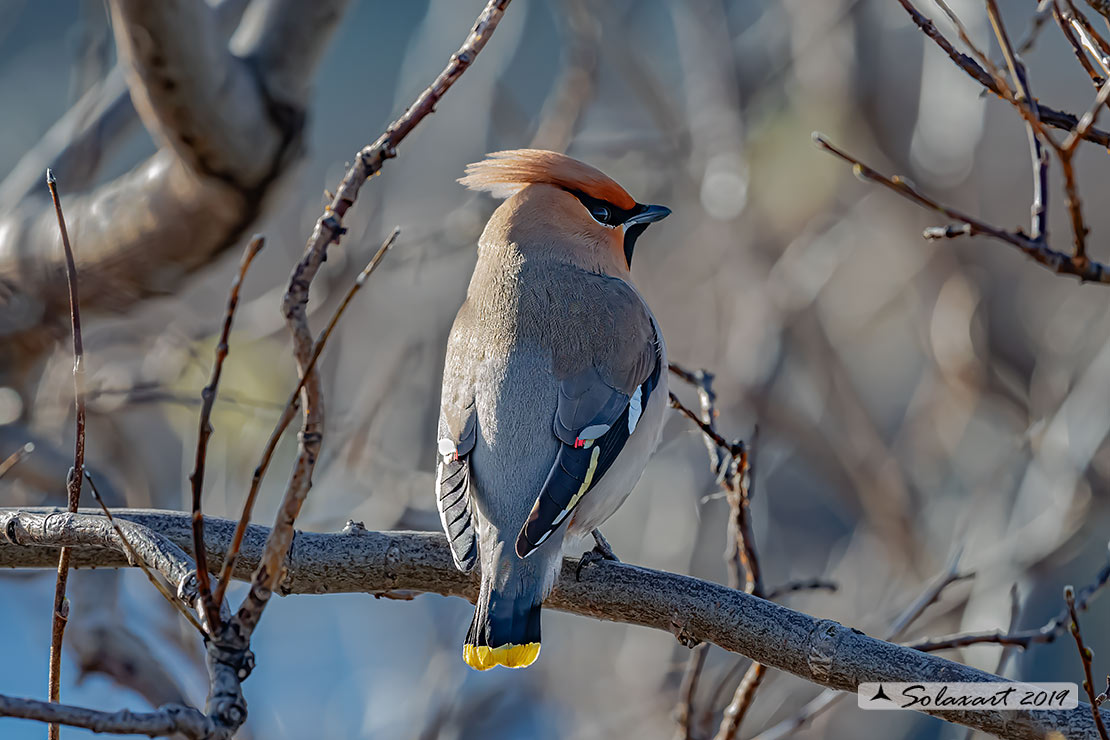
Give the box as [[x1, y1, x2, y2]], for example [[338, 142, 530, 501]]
[[576, 530, 620, 581]]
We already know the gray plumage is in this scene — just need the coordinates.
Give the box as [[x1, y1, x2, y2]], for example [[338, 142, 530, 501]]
[[436, 151, 670, 670]]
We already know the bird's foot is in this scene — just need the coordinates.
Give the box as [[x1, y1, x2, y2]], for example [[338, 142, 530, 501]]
[[576, 529, 619, 581]]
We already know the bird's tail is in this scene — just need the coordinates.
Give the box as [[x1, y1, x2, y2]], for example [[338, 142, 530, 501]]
[[463, 572, 543, 671]]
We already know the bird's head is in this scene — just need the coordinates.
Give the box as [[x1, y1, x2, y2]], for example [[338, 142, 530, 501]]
[[459, 149, 670, 273]]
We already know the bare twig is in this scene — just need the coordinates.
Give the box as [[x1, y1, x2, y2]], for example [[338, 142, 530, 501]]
[[751, 549, 968, 740], [669, 362, 726, 474], [713, 429, 763, 740], [674, 643, 709, 740], [84, 471, 204, 633], [668, 392, 742, 457], [0, 1, 345, 372], [812, 134, 1110, 283], [211, 228, 399, 608], [716, 663, 767, 740], [232, 0, 512, 643], [723, 431, 760, 596], [668, 362, 767, 739], [1087, 0, 1110, 22], [896, 0, 1110, 147], [45, 169, 85, 740], [0, 442, 34, 480], [1018, 0, 1057, 55], [189, 235, 264, 634], [905, 549, 1110, 652], [1067, 584, 1110, 739], [669, 362, 726, 740], [1054, 1, 1107, 86], [984, 0, 1050, 243]]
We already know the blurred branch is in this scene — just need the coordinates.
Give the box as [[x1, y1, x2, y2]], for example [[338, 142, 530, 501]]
[[764, 578, 839, 601], [675, 643, 708, 740], [529, 0, 599, 152], [0, 510, 1102, 740], [0, 0, 348, 374], [0, 442, 34, 480], [1088, 0, 1110, 22], [0, 0, 249, 206]]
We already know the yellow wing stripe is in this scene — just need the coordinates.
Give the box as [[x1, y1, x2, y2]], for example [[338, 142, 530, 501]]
[[566, 445, 601, 513], [463, 642, 541, 671]]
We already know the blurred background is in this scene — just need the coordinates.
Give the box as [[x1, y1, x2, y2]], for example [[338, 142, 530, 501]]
[[1, 0, 1109, 738]]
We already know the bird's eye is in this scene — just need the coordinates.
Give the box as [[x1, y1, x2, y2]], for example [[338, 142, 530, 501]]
[[588, 204, 611, 223]]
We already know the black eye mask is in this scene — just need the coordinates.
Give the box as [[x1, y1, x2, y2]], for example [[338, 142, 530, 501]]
[[566, 189, 654, 266]]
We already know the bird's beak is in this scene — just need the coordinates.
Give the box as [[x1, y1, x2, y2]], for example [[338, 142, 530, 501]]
[[624, 204, 671, 226]]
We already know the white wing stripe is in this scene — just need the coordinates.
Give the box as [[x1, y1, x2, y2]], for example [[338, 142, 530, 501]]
[[628, 385, 644, 434]]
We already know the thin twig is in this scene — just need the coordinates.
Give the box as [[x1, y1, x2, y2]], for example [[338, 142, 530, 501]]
[[45, 168, 85, 740], [211, 228, 399, 608], [188, 235, 264, 634], [1053, 1, 1107, 86], [1018, 0, 1058, 55], [713, 429, 763, 740], [668, 392, 742, 457], [905, 549, 1110, 652], [84, 472, 204, 633], [674, 643, 708, 740], [716, 663, 767, 740], [0, 442, 34, 480], [812, 134, 1110, 283], [985, 0, 1050, 243], [669, 362, 726, 740], [669, 362, 726, 474], [750, 549, 967, 740], [1067, 584, 1110, 739], [897, 0, 1110, 147]]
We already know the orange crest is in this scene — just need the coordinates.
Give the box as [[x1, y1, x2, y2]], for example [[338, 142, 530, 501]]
[[459, 149, 636, 209]]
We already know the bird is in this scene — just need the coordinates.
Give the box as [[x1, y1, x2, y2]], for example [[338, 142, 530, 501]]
[[436, 149, 671, 671]]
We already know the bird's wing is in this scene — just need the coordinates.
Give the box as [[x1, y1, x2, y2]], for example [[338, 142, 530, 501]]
[[436, 305, 480, 573], [515, 278, 663, 558]]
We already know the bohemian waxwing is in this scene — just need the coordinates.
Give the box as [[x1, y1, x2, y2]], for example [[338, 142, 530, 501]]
[[436, 149, 671, 670]]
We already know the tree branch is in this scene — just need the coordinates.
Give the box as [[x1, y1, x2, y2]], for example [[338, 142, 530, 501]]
[[1, 508, 1106, 740], [0, 0, 348, 373], [0, 694, 212, 738]]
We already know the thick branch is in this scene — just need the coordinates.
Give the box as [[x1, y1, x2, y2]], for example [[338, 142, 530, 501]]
[[0, 508, 1106, 740], [1, 510, 196, 598], [0, 1, 349, 373]]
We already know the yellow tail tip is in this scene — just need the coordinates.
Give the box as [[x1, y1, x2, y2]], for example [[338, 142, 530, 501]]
[[463, 642, 541, 671]]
